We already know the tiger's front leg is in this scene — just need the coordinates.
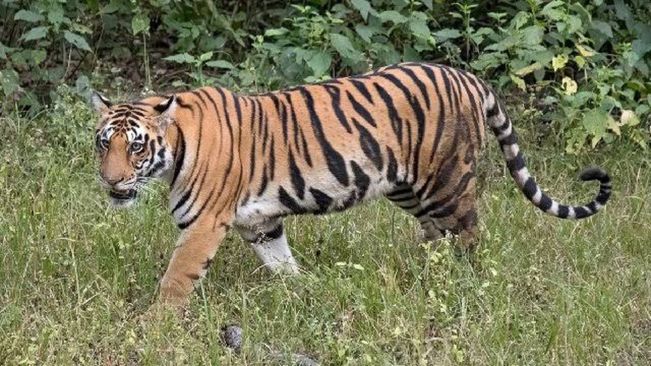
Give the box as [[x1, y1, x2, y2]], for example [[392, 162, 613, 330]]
[[159, 220, 230, 306], [236, 219, 300, 274]]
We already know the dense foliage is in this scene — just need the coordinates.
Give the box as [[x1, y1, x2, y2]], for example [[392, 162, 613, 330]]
[[1, 0, 649, 151]]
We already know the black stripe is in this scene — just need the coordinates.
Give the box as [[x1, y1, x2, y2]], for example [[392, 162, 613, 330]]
[[288, 149, 306, 200], [596, 189, 610, 204], [269, 93, 289, 143], [574, 206, 589, 219], [373, 83, 402, 141], [279, 187, 307, 214], [522, 178, 537, 200], [439, 68, 459, 116], [487, 103, 499, 118], [268, 137, 276, 180], [299, 87, 350, 186], [190, 90, 209, 109], [399, 65, 431, 110], [421, 125, 461, 200], [443, 66, 465, 118], [418, 171, 473, 216], [310, 187, 333, 214], [430, 201, 459, 218], [259, 224, 284, 241], [386, 147, 398, 182], [179, 162, 210, 217], [422, 66, 447, 165], [300, 129, 313, 167], [172, 190, 192, 213], [352, 118, 383, 171], [558, 205, 569, 218], [499, 133, 518, 146], [452, 69, 483, 140], [171, 127, 186, 187], [324, 85, 353, 133], [538, 194, 553, 211], [248, 100, 257, 181], [350, 79, 374, 104], [506, 152, 526, 172], [346, 90, 376, 127], [285, 92, 301, 154], [258, 170, 269, 196], [350, 161, 371, 201]]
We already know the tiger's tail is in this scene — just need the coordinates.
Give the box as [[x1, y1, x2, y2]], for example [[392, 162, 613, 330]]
[[483, 92, 611, 219]]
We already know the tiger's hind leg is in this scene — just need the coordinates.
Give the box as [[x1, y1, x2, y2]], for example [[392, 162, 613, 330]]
[[416, 174, 480, 256], [236, 219, 300, 274], [386, 184, 444, 242]]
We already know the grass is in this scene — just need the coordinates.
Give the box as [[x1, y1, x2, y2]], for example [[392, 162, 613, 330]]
[[1, 92, 649, 365]]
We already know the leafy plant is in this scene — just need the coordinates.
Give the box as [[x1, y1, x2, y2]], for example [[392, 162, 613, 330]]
[[0, 0, 648, 150]]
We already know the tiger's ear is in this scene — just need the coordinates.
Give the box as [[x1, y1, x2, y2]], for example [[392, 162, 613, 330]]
[[154, 94, 177, 130], [90, 91, 112, 114]]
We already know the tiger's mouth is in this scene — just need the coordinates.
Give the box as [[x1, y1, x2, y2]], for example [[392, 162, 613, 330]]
[[108, 188, 138, 207]]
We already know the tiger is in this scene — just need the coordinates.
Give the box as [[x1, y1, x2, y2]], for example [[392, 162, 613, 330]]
[[90, 62, 612, 306]]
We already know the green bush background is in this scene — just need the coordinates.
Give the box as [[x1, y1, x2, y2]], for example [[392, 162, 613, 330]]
[[1, 0, 649, 149]]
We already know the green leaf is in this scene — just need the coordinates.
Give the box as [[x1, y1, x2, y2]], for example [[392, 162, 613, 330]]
[[47, 6, 65, 26], [205, 60, 235, 69], [199, 51, 214, 62], [590, 20, 613, 38], [520, 25, 544, 46], [613, 0, 632, 21], [31, 49, 47, 65], [378, 10, 408, 24], [330, 33, 363, 62], [433, 28, 461, 42], [63, 31, 91, 51], [0, 42, 12, 59], [510, 74, 526, 90], [540, 0, 565, 21], [264, 28, 289, 37], [620, 110, 640, 127], [20, 26, 49, 42], [632, 38, 651, 58], [409, 13, 430, 39], [582, 109, 610, 145], [552, 54, 568, 71], [164, 53, 196, 64], [421, 0, 433, 10], [100, 3, 121, 14], [355, 24, 377, 43], [514, 62, 544, 77], [351, 0, 372, 21], [307, 51, 332, 77], [131, 13, 150, 35], [14, 10, 44, 23]]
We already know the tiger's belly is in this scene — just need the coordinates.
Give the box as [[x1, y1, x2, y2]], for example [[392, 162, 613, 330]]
[[234, 174, 396, 228]]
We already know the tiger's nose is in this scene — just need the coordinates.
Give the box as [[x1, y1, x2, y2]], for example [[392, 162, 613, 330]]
[[102, 175, 124, 186]]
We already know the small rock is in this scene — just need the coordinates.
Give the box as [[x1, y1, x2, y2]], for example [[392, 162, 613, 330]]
[[294, 353, 320, 366], [221, 325, 243, 353]]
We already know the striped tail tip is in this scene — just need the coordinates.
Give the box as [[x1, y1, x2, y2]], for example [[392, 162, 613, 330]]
[[579, 166, 610, 184]]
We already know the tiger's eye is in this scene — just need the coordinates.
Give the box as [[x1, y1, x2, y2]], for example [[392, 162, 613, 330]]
[[96, 137, 108, 151], [130, 142, 144, 153]]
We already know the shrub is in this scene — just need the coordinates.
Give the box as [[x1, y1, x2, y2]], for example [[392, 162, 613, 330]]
[[0, 0, 648, 151]]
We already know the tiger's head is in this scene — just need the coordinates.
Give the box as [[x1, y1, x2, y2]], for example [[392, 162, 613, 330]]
[[90, 92, 177, 208]]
